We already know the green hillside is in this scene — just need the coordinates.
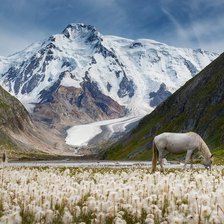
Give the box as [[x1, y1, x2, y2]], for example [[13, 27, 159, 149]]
[[104, 53, 224, 164], [0, 85, 35, 156], [0, 85, 32, 131], [0, 86, 49, 159]]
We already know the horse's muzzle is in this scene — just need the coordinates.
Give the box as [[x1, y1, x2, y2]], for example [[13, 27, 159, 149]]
[[205, 165, 211, 170]]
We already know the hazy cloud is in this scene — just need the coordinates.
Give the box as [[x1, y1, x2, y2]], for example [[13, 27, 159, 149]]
[[0, 0, 223, 56]]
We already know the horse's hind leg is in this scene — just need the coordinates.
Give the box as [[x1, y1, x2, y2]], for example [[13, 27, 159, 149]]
[[184, 150, 193, 169], [159, 150, 165, 172]]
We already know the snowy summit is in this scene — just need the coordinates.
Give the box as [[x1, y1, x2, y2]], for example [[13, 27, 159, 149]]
[[0, 23, 219, 122]]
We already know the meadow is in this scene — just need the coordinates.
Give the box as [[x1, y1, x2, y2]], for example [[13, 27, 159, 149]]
[[0, 165, 224, 224]]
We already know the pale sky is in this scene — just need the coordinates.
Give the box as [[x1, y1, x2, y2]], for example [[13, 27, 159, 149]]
[[0, 0, 223, 56]]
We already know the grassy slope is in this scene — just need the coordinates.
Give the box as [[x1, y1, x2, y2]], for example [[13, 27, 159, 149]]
[[0, 86, 50, 159], [104, 53, 224, 164]]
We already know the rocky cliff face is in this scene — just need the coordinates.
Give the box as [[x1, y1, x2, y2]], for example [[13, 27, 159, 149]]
[[34, 72, 126, 126], [0, 23, 218, 128], [104, 53, 224, 160]]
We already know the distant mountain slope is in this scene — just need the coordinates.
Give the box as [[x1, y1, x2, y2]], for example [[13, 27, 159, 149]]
[[0, 85, 34, 156], [0, 85, 31, 131], [104, 53, 224, 161], [0, 23, 218, 129], [0, 85, 77, 159]]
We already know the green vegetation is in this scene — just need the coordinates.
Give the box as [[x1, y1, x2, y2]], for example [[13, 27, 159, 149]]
[[212, 147, 224, 165], [0, 85, 34, 158], [20, 210, 35, 224], [0, 101, 9, 109]]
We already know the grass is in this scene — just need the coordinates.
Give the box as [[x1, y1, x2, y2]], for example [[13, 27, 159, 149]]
[[0, 144, 54, 161], [0, 196, 3, 218], [20, 210, 35, 224], [0, 144, 97, 161], [0, 101, 9, 109], [121, 208, 148, 224], [211, 147, 224, 165]]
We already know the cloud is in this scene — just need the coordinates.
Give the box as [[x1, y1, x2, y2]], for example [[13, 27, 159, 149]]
[[0, 0, 129, 55], [161, 8, 193, 41], [0, 0, 223, 55], [0, 26, 47, 56], [188, 15, 224, 53], [160, 1, 224, 53]]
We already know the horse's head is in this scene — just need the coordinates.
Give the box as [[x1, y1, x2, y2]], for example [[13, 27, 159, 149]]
[[203, 154, 213, 170]]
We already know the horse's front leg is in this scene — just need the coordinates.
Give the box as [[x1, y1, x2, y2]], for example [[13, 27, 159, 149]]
[[190, 152, 194, 169], [184, 150, 193, 169]]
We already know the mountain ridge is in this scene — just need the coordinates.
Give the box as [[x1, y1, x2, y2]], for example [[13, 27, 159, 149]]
[[0, 24, 218, 117]]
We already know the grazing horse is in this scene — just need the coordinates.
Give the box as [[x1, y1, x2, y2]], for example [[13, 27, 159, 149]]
[[151, 132, 213, 172]]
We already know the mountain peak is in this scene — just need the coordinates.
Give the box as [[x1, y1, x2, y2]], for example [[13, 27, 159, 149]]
[[62, 23, 102, 43], [0, 24, 218, 121], [63, 23, 96, 32]]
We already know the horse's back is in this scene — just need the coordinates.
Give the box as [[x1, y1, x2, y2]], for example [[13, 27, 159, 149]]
[[154, 132, 200, 153], [154, 132, 199, 141]]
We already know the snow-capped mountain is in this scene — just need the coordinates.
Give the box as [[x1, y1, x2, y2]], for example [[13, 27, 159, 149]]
[[0, 23, 218, 126]]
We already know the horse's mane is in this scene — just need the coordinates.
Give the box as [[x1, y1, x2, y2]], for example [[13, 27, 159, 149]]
[[199, 138, 211, 159]]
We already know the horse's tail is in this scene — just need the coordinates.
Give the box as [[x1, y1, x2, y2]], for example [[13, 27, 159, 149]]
[[152, 139, 158, 173]]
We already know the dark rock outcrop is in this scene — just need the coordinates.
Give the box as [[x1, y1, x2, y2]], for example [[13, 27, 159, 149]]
[[33, 75, 127, 126], [183, 59, 198, 76], [117, 76, 135, 98], [129, 42, 143, 48], [149, 83, 172, 107]]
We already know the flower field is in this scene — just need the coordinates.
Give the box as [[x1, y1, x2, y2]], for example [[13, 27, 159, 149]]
[[0, 166, 224, 224]]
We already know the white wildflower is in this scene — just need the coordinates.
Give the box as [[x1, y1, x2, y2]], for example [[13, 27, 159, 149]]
[[114, 216, 127, 224]]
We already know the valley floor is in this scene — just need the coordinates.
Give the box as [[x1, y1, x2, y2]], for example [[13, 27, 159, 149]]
[[6, 160, 223, 169]]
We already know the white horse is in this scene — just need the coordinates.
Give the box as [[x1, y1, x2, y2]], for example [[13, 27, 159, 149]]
[[151, 132, 213, 172]]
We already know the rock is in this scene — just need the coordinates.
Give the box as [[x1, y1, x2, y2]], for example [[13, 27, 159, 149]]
[[117, 76, 135, 98], [149, 83, 172, 107]]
